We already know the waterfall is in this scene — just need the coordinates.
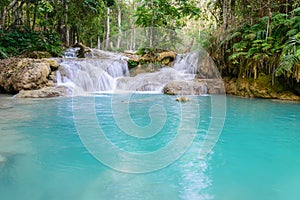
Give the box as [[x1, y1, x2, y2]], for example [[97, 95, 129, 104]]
[[56, 58, 129, 93], [63, 47, 80, 58], [116, 68, 192, 92], [173, 51, 200, 74], [56, 49, 211, 95]]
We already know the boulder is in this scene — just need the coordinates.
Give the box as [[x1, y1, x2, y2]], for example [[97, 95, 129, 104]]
[[141, 53, 155, 62], [126, 51, 177, 69], [197, 79, 226, 94], [73, 43, 91, 58], [157, 51, 176, 66], [15, 86, 70, 98], [44, 59, 59, 70], [163, 81, 207, 95], [0, 58, 59, 94]]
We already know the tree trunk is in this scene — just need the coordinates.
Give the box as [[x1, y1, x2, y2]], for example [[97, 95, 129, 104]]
[[65, 2, 70, 46], [71, 27, 76, 45], [116, 2, 122, 49], [222, 0, 230, 31], [149, 27, 153, 48], [12, 3, 16, 27], [26, 3, 30, 27], [254, 65, 257, 80], [17, 1, 25, 26], [129, 0, 136, 50], [1, 7, 6, 30], [266, 4, 272, 40], [32, 3, 38, 30], [77, 31, 80, 44], [105, 7, 110, 50], [8, 9, 10, 28], [149, 16, 154, 48], [97, 34, 101, 49]]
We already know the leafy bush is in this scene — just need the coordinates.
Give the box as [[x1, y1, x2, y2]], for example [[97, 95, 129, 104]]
[[0, 26, 63, 59]]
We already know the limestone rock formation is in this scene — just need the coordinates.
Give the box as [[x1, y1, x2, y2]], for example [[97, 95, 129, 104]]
[[15, 86, 70, 98], [163, 79, 226, 95], [27, 51, 52, 59], [224, 77, 300, 101], [198, 79, 226, 94], [0, 58, 59, 94], [156, 51, 177, 66], [126, 50, 177, 70], [163, 81, 207, 95]]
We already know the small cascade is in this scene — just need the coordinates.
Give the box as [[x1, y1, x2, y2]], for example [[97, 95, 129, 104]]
[[116, 68, 190, 92], [63, 47, 80, 58], [173, 51, 200, 74], [56, 57, 129, 93]]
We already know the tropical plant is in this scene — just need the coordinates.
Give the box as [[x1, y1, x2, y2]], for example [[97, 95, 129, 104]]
[[0, 26, 62, 57]]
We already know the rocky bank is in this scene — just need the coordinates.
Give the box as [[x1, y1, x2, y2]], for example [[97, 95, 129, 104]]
[[0, 58, 66, 97], [224, 76, 300, 101]]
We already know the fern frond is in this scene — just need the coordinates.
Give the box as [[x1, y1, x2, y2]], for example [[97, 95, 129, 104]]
[[228, 52, 247, 60], [220, 31, 242, 46], [276, 54, 299, 76]]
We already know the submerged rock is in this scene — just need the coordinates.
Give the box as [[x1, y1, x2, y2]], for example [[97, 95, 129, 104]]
[[176, 96, 190, 102], [0, 154, 6, 165], [15, 86, 70, 98]]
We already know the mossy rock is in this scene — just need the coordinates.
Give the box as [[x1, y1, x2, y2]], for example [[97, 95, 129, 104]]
[[28, 51, 52, 59]]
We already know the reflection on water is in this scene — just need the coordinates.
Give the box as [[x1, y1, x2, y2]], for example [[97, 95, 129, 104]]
[[0, 96, 34, 168]]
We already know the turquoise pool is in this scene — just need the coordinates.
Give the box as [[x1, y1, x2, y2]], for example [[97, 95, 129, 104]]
[[0, 94, 299, 200]]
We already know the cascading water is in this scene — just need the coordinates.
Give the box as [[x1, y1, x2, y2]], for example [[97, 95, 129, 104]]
[[63, 47, 80, 58], [56, 56, 129, 93], [173, 51, 200, 74], [56, 49, 208, 94], [116, 68, 194, 92]]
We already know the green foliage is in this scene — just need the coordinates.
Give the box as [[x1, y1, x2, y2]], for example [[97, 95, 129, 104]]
[[275, 33, 300, 78], [134, 0, 200, 29], [0, 47, 8, 59], [0, 26, 63, 58], [220, 31, 241, 46], [137, 47, 157, 56], [127, 60, 139, 68], [204, 0, 300, 87], [222, 9, 300, 82]]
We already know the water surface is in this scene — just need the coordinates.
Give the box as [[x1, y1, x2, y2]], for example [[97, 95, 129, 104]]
[[0, 95, 299, 200]]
